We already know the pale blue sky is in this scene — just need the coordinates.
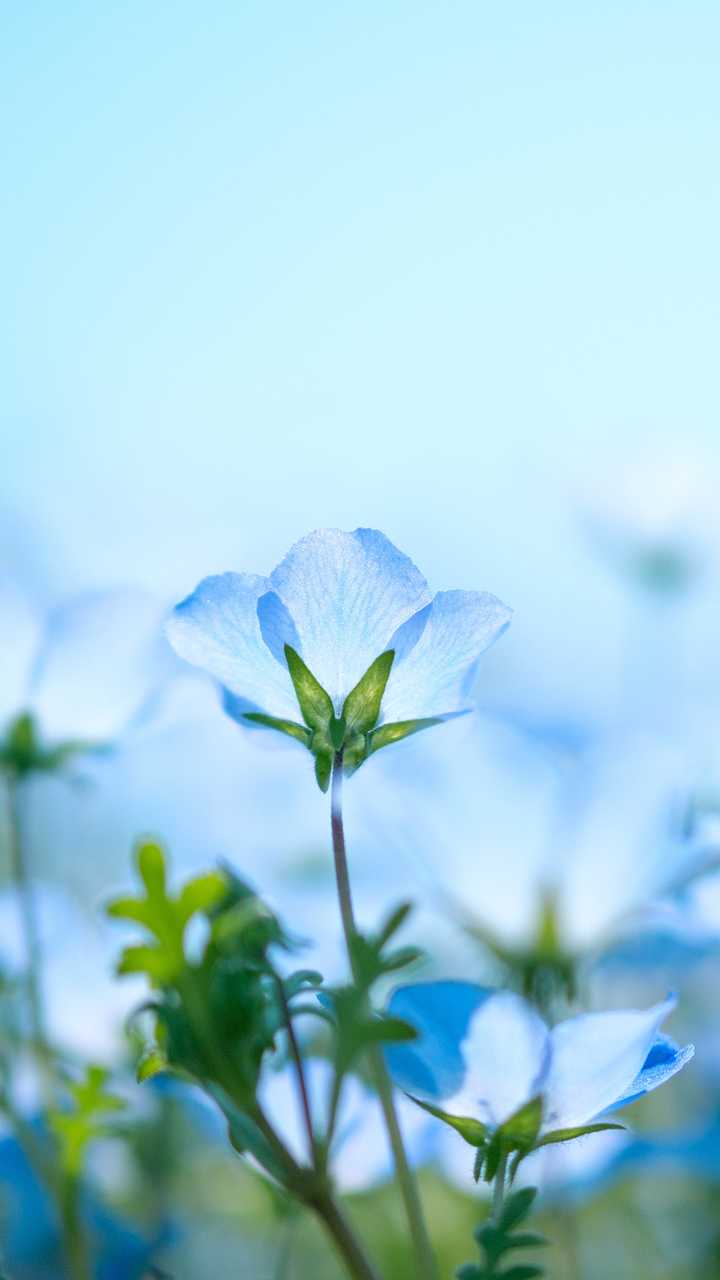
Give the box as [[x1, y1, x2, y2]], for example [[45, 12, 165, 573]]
[[3, 2, 720, 716]]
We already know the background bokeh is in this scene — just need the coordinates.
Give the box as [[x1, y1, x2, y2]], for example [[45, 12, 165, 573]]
[[3, 3, 720, 1277]]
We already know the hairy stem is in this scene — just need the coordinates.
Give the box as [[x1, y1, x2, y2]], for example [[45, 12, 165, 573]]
[[330, 754, 438, 1280]]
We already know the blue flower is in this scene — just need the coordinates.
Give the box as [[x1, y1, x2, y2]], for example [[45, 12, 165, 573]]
[[166, 528, 511, 784], [0, 580, 171, 764], [384, 982, 693, 1143]]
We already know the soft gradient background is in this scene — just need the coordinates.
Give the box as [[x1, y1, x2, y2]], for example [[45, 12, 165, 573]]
[[3, 4, 720, 1278]]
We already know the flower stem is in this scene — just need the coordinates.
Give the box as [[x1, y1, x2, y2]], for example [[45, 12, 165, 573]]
[[4, 776, 47, 1059], [330, 754, 438, 1280], [491, 1152, 509, 1224]]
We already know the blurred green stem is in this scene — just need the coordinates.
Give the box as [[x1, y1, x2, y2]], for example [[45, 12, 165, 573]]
[[4, 775, 47, 1059], [330, 754, 438, 1280], [492, 1152, 508, 1223]]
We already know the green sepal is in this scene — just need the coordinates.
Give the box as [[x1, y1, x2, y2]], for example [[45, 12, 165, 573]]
[[411, 1096, 488, 1147], [341, 650, 395, 734], [136, 1047, 168, 1082], [534, 1121, 625, 1149], [242, 712, 311, 746], [314, 751, 332, 793], [368, 716, 442, 755], [500, 1096, 543, 1151], [284, 645, 334, 732]]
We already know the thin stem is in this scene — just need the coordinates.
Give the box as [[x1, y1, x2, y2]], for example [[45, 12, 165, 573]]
[[491, 1152, 509, 1224], [4, 776, 46, 1057], [330, 754, 438, 1280], [274, 974, 316, 1162], [252, 1102, 381, 1280]]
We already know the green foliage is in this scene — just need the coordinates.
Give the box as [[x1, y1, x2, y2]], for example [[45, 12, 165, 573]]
[[0, 712, 95, 779], [323, 901, 421, 1073], [48, 1065, 125, 1177], [457, 1187, 547, 1279]]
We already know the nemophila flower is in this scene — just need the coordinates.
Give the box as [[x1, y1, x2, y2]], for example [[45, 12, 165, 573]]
[[166, 528, 511, 789], [356, 715, 706, 964], [383, 982, 693, 1182], [0, 579, 171, 777]]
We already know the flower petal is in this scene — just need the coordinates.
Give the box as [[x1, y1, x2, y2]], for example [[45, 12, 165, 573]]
[[380, 591, 513, 723], [442, 991, 550, 1128], [166, 573, 298, 723], [269, 529, 431, 709], [30, 589, 171, 743], [602, 1033, 695, 1113], [545, 997, 679, 1131], [384, 981, 491, 1104]]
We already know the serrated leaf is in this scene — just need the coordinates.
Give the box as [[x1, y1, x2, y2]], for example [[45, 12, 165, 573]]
[[342, 650, 395, 734], [369, 716, 442, 755], [117, 944, 179, 985], [284, 970, 324, 999], [411, 1095, 488, 1148], [243, 712, 311, 745], [534, 1121, 625, 1149], [376, 901, 413, 949], [137, 841, 167, 897], [498, 1187, 538, 1233], [284, 645, 334, 732], [177, 871, 228, 924]]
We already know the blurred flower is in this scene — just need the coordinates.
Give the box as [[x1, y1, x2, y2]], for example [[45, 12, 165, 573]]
[[0, 1126, 168, 1278], [166, 528, 511, 785], [258, 1057, 433, 1194], [384, 981, 693, 1146], [357, 715, 707, 964], [0, 581, 172, 769]]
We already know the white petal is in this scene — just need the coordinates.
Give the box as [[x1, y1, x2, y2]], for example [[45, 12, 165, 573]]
[[269, 528, 431, 708], [166, 573, 299, 723], [381, 591, 512, 723], [30, 589, 171, 743], [445, 992, 550, 1128], [545, 997, 677, 1131]]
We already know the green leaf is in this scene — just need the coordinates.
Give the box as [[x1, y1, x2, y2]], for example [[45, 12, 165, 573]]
[[534, 1121, 625, 1148], [243, 712, 311, 746], [49, 1066, 125, 1177], [342, 651, 395, 734], [136, 1047, 167, 1082], [138, 841, 167, 897], [283, 969, 324, 999], [314, 751, 332, 792], [499, 1267, 544, 1280], [362, 1015, 418, 1046], [368, 716, 442, 755], [499, 1096, 543, 1152], [455, 1267, 484, 1280], [284, 645, 334, 732], [376, 901, 413, 949], [117, 944, 179, 985], [177, 872, 228, 924], [411, 1096, 488, 1148], [498, 1187, 538, 1233]]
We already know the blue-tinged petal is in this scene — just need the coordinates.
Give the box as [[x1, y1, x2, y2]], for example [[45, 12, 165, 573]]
[[443, 991, 550, 1128], [29, 589, 171, 744], [380, 591, 513, 724], [166, 573, 299, 723], [385, 981, 491, 1103], [545, 997, 681, 1131], [269, 528, 431, 709], [602, 1033, 695, 1112], [0, 581, 42, 730]]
